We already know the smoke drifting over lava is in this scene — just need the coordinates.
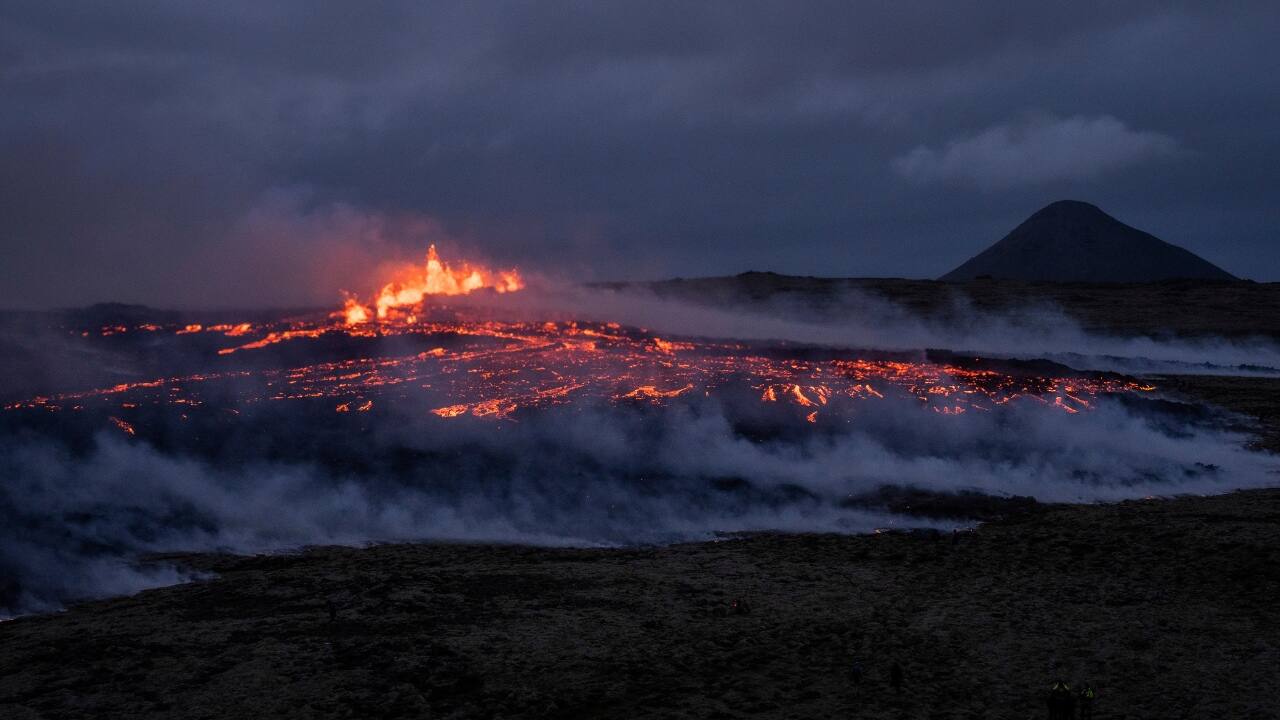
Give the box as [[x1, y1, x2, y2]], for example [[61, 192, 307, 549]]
[[1, 247, 1276, 616]]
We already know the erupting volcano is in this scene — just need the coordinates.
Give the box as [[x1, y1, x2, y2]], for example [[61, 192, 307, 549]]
[[8, 7, 1280, 716], [1, 243, 1273, 629], [3, 245, 1159, 434], [341, 244, 523, 324]]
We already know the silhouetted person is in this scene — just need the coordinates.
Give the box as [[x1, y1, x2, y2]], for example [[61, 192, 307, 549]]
[[1047, 680, 1071, 720], [952, 529, 960, 546], [1078, 684, 1095, 719], [889, 662, 903, 693], [850, 659, 864, 685], [326, 598, 338, 623]]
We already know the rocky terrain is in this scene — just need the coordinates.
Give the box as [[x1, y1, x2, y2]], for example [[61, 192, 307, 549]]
[[599, 275, 1280, 340], [1155, 374, 1280, 452], [2, 485, 1278, 720]]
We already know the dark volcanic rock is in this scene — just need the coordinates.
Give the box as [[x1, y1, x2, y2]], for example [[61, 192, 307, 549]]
[[3, 490, 1280, 719], [941, 200, 1236, 282], [61, 302, 183, 328]]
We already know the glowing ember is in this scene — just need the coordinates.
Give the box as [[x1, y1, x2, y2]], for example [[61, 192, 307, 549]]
[[621, 384, 695, 402], [340, 245, 523, 324], [342, 296, 369, 325]]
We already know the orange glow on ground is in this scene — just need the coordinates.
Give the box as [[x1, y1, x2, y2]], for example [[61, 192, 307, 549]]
[[7, 309, 1157, 430]]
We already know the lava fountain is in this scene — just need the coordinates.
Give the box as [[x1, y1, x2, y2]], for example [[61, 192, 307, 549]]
[[341, 244, 524, 325]]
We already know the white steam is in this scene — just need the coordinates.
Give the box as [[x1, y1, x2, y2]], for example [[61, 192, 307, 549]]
[[489, 284, 1280, 376], [2, 392, 1274, 617]]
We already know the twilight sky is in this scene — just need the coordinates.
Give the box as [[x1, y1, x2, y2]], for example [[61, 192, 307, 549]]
[[2, 1, 1278, 309]]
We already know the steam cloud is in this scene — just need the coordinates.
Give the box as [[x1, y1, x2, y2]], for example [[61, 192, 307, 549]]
[[496, 285, 1280, 377], [2, 389, 1274, 617]]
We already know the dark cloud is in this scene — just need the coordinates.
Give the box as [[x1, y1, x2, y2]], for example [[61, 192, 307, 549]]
[[1, 1, 1278, 308]]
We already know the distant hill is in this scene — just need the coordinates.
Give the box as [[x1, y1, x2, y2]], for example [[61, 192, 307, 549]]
[[62, 302, 183, 328], [941, 200, 1236, 282]]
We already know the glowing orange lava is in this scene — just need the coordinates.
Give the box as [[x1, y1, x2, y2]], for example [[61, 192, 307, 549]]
[[340, 245, 523, 324], [5, 311, 1159, 438]]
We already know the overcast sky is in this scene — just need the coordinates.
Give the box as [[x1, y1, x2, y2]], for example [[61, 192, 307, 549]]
[[2, 1, 1277, 308]]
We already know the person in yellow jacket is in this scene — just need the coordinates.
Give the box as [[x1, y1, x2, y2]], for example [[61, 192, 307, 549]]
[[1077, 684, 1096, 719]]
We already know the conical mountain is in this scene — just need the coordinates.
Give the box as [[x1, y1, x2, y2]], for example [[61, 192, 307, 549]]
[[941, 200, 1235, 282]]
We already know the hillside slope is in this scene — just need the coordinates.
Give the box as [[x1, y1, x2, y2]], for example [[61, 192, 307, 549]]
[[941, 201, 1235, 282]]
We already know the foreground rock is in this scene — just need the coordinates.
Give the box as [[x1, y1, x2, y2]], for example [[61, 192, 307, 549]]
[[3, 490, 1279, 719]]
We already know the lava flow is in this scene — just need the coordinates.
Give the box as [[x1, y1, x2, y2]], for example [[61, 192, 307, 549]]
[[6, 314, 1154, 427], [3, 246, 1158, 434]]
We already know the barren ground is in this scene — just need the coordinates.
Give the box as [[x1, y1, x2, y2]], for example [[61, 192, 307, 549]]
[[2, 485, 1278, 720]]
